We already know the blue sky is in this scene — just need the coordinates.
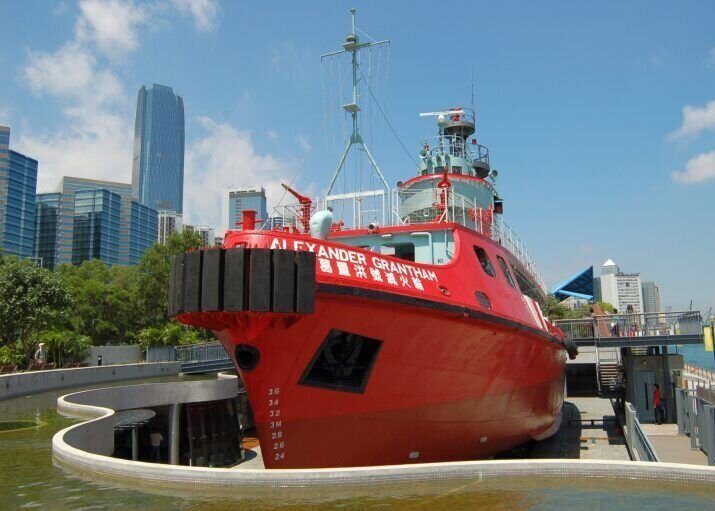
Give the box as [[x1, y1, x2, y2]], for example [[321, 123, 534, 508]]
[[1, 1, 714, 313]]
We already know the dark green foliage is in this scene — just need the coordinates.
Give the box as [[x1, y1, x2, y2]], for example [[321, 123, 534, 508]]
[[0, 231, 211, 364], [0, 257, 73, 359]]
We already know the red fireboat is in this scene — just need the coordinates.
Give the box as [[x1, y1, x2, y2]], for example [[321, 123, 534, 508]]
[[173, 10, 574, 469]]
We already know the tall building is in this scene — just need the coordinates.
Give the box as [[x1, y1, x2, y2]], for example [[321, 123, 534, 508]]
[[0, 126, 38, 259], [228, 187, 268, 229], [597, 259, 644, 314], [158, 209, 183, 244], [642, 281, 661, 314], [184, 224, 214, 247], [34, 193, 61, 269], [72, 189, 122, 266], [39, 177, 157, 268], [128, 200, 158, 265], [132, 84, 185, 214]]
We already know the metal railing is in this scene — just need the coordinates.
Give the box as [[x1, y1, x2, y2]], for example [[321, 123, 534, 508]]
[[555, 311, 703, 343], [420, 133, 490, 166], [625, 402, 660, 462], [269, 184, 547, 294], [174, 342, 233, 374], [675, 385, 715, 465]]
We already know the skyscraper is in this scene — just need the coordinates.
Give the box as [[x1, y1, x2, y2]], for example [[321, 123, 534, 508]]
[[0, 126, 38, 259], [132, 84, 185, 214], [34, 193, 61, 269], [228, 187, 268, 229], [42, 177, 157, 268], [642, 281, 661, 314]]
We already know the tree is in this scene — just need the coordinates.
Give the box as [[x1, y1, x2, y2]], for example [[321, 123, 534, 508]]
[[38, 329, 91, 367], [136, 230, 203, 326], [57, 260, 143, 345], [137, 320, 212, 349], [0, 258, 73, 359]]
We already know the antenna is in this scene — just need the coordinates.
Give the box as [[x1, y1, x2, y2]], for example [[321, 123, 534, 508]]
[[471, 68, 476, 126], [322, 9, 390, 207]]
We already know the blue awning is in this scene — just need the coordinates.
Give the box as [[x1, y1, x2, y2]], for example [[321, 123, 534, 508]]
[[551, 266, 594, 301]]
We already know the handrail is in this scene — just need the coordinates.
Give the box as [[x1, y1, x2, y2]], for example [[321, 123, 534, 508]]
[[555, 311, 703, 342], [625, 402, 660, 462]]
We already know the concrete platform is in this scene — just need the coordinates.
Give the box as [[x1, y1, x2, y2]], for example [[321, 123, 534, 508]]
[[530, 398, 630, 461], [641, 424, 708, 466]]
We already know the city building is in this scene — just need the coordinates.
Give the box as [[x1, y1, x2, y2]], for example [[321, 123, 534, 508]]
[[0, 126, 38, 259], [38, 177, 157, 268], [132, 84, 185, 214], [597, 259, 644, 314], [228, 187, 268, 229], [184, 224, 214, 247], [642, 281, 661, 314], [34, 193, 61, 269], [71, 189, 122, 266], [128, 201, 158, 265], [214, 236, 224, 247], [158, 210, 183, 244]]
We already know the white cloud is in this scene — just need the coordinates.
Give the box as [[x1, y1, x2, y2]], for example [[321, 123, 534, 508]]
[[15, 0, 223, 196], [18, 40, 131, 191], [184, 117, 293, 232], [296, 134, 311, 152], [671, 151, 715, 184], [75, 0, 149, 59], [171, 0, 220, 32], [668, 100, 715, 140]]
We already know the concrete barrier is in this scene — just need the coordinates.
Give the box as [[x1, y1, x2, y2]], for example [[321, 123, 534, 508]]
[[52, 375, 715, 495], [0, 362, 181, 401], [85, 345, 143, 366]]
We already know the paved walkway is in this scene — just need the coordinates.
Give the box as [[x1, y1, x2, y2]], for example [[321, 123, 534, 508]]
[[641, 423, 708, 465], [530, 397, 630, 460]]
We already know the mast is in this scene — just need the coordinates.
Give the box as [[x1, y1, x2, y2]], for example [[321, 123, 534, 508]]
[[322, 9, 391, 221]]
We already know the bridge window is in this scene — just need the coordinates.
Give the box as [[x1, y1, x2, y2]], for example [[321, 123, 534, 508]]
[[299, 329, 382, 393], [497, 255, 516, 288], [473, 245, 495, 277], [380, 243, 415, 262]]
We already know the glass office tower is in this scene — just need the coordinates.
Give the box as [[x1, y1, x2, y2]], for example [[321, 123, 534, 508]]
[[34, 193, 61, 269], [0, 126, 38, 259], [71, 189, 122, 266], [132, 84, 185, 214]]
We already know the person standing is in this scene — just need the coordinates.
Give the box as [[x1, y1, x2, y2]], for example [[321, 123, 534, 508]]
[[34, 343, 47, 364], [653, 383, 664, 425], [150, 428, 164, 462]]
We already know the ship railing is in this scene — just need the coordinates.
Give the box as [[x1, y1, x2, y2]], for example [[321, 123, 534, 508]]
[[421, 134, 490, 165], [555, 311, 703, 344], [391, 186, 547, 292]]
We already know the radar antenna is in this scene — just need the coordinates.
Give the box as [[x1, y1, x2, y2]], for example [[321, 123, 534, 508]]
[[322, 9, 390, 210]]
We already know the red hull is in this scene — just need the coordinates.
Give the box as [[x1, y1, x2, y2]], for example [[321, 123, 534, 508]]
[[177, 226, 568, 468], [204, 292, 565, 468]]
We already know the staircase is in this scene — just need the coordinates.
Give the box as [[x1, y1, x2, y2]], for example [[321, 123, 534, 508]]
[[598, 363, 624, 397]]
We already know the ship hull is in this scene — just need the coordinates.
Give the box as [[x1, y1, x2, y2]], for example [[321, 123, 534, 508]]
[[210, 287, 566, 469]]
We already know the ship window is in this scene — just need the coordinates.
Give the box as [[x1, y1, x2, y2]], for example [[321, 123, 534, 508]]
[[380, 243, 415, 262], [497, 255, 516, 288], [473, 246, 495, 277], [299, 329, 382, 393], [474, 291, 492, 310]]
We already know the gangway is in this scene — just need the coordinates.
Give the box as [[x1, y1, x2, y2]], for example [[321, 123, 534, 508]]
[[555, 311, 703, 348]]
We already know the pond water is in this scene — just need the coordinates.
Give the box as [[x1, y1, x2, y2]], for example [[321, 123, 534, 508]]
[[1, 378, 714, 510]]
